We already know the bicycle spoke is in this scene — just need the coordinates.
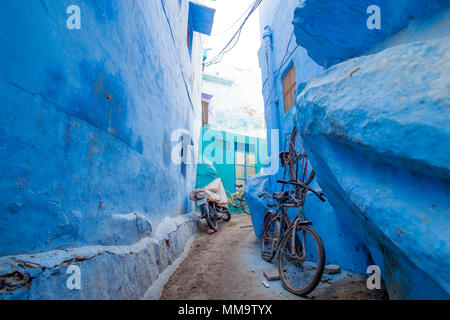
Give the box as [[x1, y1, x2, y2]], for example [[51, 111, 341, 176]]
[[279, 226, 325, 296]]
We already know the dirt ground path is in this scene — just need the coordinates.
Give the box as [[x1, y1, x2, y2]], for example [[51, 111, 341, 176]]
[[161, 214, 386, 300]]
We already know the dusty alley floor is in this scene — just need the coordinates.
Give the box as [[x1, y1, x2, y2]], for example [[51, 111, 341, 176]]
[[161, 214, 387, 300]]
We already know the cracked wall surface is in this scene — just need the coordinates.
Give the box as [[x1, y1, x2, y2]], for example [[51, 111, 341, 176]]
[[0, 214, 199, 299], [249, 0, 372, 275], [252, 0, 450, 299], [0, 0, 206, 300], [290, 1, 450, 299]]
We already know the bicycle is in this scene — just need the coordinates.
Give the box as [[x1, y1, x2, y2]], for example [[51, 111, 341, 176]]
[[275, 179, 326, 297], [259, 190, 300, 262], [259, 127, 326, 296], [226, 184, 249, 215]]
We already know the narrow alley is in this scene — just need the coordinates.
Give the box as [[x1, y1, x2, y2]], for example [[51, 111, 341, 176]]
[[0, 0, 448, 308], [161, 215, 386, 300]]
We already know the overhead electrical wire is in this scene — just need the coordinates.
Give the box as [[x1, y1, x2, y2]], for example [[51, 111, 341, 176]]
[[210, 1, 255, 37], [204, 0, 263, 67], [264, 31, 299, 107]]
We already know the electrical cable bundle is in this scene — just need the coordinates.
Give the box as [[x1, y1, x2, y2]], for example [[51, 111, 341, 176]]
[[204, 0, 263, 67]]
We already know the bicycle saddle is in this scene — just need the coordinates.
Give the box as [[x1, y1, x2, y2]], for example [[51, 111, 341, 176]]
[[236, 184, 243, 188]]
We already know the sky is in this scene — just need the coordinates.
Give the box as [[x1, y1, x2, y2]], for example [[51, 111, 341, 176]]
[[204, 0, 262, 71], [201, 0, 266, 138]]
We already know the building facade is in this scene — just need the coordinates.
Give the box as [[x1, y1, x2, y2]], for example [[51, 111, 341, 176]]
[[196, 63, 267, 210], [247, 0, 372, 275], [196, 127, 267, 197], [0, 0, 214, 299], [247, 0, 450, 299]]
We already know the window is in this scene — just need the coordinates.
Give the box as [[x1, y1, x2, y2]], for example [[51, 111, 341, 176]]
[[234, 143, 257, 190], [282, 64, 296, 113]]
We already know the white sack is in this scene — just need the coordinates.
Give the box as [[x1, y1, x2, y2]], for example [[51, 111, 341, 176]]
[[189, 178, 229, 208]]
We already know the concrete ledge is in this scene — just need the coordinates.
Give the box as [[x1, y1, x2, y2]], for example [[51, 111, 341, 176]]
[[0, 214, 199, 300]]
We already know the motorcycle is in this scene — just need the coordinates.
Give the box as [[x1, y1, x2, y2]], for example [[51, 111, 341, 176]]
[[189, 178, 231, 231]]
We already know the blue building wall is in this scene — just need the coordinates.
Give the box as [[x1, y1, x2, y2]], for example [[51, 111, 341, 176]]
[[247, 0, 372, 275], [291, 0, 450, 300], [251, 0, 450, 299], [0, 1, 204, 258]]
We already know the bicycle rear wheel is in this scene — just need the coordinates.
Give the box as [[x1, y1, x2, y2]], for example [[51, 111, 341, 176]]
[[278, 225, 325, 296], [261, 211, 281, 262], [261, 213, 294, 262]]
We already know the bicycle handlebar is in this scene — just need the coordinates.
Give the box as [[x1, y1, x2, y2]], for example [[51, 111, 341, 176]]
[[258, 192, 271, 199], [276, 180, 326, 202]]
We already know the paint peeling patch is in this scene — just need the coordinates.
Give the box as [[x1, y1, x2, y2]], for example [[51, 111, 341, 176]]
[[0, 272, 32, 293]]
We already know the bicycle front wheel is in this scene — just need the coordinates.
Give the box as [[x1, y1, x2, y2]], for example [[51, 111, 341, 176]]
[[278, 225, 325, 296], [226, 191, 236, 208]]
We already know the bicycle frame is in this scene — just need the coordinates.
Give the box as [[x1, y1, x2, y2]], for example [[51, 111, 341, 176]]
[[263, 197, 294, 255], [278, 190, 309, 259]]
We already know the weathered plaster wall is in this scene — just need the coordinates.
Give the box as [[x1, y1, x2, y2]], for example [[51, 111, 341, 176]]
[[293, 0, 449, 68], [0, 214, 199, 299], [0, 0, 202, 256], [0, 0, 205, 299], [291, 0, 450, 299], [248, 0, 372, 274]]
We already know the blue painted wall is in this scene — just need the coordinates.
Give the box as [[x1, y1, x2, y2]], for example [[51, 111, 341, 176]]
[[248, 0, 372, 274], [0, 0, 205, 257], [253, 0, 450, 299], [291, 0, 450, 299], [293, 0, 448, 68]]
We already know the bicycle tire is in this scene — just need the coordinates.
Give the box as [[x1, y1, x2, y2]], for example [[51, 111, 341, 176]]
[[261, 213, 295, 262], [278, 225, 325, 297], [261, 211, 280, 262], [288, 127, 315, 185], [226, 191, 237, 208]]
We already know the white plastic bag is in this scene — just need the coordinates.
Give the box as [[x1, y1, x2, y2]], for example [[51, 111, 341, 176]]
[[189, 178, 228, 208]]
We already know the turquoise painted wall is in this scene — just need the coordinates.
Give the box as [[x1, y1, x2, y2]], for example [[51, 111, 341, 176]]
[[196, 127, 268, 195]]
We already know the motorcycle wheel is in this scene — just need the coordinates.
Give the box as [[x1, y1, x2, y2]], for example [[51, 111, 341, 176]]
[[202, 203, 219, 231], [221, 209, 231, 222]]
